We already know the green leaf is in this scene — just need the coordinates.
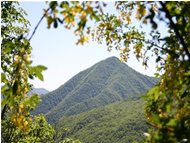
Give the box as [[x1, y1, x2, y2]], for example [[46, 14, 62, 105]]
[[30, 65, 47, 81], [49, 1, 58, 10], [167, 119, 177, 127], [1, 84, 9, 93], [60, 1, 69, 9], [3, 47, 12, 54], [92, 13, 100, 21], [1, 73, 7, 83], [147, 86, 160, 101], [23, 94, 41, 110], [1, 86, 13, 107], [1, 98, 8, 108]]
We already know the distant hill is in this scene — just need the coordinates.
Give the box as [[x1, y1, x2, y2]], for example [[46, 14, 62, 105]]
[[28, 88, 49, 96], [34, 57, 158, 123], [55, 98, 148, 143]]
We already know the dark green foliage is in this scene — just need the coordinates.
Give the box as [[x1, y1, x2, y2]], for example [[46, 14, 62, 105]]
[[55, 98, 148, 143], [34, 57, 158, 123]]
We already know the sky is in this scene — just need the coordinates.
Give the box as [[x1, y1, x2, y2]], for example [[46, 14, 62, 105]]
[[20, 2, 158, 91]]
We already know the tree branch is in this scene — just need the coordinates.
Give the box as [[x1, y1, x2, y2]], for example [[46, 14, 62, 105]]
[[159, 1, 190, 61], [1, 104, 8, 120], [131, 37, 170, 53], [28, 7, 50, 42]]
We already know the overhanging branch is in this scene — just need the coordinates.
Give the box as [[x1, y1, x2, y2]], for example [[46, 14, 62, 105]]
[[159, 1, 190, 61]]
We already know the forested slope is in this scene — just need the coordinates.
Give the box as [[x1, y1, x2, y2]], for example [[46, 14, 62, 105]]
[[34, 57, 158, 123], [55, 98, 148, 143]]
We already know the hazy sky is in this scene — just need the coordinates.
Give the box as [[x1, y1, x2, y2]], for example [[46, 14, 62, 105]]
[[20, 2, 157, 91]]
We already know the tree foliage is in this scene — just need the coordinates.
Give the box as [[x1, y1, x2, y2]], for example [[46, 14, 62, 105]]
[[1, 2, 49, 142], [44, 1, 106, 45], [45, 1, 190, 142], [1, 2, 85, 143], [2, 1, 190, 142]]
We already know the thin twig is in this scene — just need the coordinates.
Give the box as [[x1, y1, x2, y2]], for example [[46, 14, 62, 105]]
[[159, 1, 190, 61], [28, 8, 50, 42], [131, 37, 170, 53]]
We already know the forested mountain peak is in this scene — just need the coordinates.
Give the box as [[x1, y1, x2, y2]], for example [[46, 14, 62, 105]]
[[34, 56, 158, 123]]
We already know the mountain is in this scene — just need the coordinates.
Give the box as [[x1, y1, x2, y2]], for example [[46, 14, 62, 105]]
[[55, 98, 148, 143], [34, 56, 158, 123], [28, 88, 49, 96]]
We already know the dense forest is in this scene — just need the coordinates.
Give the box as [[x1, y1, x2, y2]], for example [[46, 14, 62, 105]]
[[33, 57, 158, 123], [1, 1, 190, 143], [55, 98, 148, 143]]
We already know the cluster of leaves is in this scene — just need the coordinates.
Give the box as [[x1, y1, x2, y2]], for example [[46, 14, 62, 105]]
[[1, 115, 55, 142], [46, 1, 190, 142], [100, 2, 190, 142], [132, 2, 190, 142], [44, 1, 106, 45]]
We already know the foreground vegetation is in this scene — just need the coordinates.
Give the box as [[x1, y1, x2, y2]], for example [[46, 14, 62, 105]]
[[1, 2, 79, 143], [1, 1, 190, 143]]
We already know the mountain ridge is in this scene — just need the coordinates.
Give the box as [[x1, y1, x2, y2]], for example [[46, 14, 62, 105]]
[[28, 88, 49, 96], [34, 56, 158, 123]]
